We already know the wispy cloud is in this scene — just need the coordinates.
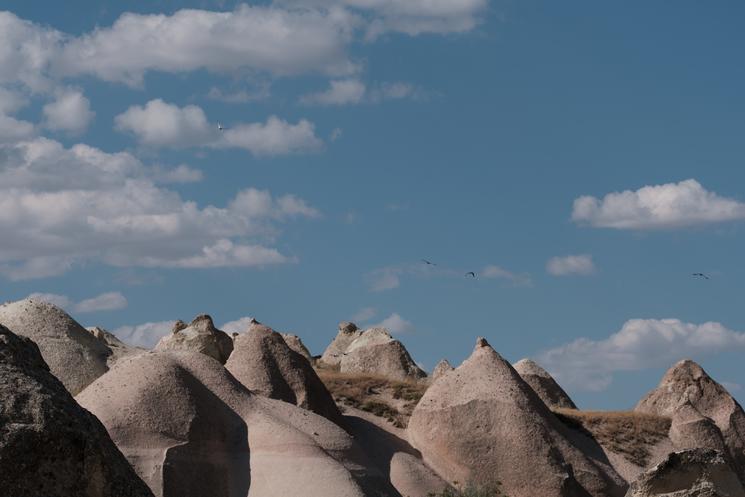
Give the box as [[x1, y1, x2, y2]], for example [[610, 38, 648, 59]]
[[373, 312, 414, 334], [28, 291, 128, 313], [546, 255, 595, 276], [112, 320, 174, 348]]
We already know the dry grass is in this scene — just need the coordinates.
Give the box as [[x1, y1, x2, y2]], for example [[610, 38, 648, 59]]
[[552, 408, 671, 467], [316, 369, 428, 428]]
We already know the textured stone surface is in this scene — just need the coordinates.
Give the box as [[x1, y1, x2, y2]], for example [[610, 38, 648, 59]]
[[87, 326, 143, 366], [226, 321, 342, 424], [321, 321, 364, 366], [625, 449, 745, 497], [340, 328, 426, 381], [513, 358, 577, 409], [0, 298, 110, 394], [408, 337, 626, 497], [280, 333, 313, 361], [154, 314, 233, 364], [431, 359, 454, 381], [0, 324, 154, 497]]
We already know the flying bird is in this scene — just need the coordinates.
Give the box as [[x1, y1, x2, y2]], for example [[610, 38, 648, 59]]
[[465, 271, 476, 278], [692, 273, 710, 280], [217, 122, 226, 131], [421, 259, 437, 266]]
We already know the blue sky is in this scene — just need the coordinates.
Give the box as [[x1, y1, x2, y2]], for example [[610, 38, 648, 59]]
[[2, 1, 745, 409]]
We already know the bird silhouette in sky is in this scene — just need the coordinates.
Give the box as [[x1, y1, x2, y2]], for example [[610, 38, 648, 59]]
[[692, 272, 710, 280], [465, 271, 476, 278], [217, 122, 226, 131], [421, 259, 437, 266]]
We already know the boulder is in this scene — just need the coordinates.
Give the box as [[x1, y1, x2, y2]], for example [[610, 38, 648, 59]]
[[340, 328, 426, 381], [0, 324, 154, 497], [408, 337, 626, 497], [432, 359, 454, 381], [636, 360, 745, 479], [513, 358, 577, 409], [154, 314, 233, 364], [76, 350, 396, 497], [0, 298, 110, 394], [87, 326, 143, 366], [320, 321, 364, 366], [225, 321, 342, 424], [280, 333, 313, 362], [625, 449, 745, 497]]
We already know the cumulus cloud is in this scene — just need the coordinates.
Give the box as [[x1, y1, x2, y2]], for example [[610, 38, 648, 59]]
[[352, 307, 377, 323], [538, 318, 745, 392], [368, 267, 402, 291], [572, 179, 745, 230], [43, 89, 94, 134], [0, 137, 319, 279], [221, 316, 256, 334], [115, 100, 323, 155], [300, 79, 425, 105], [27, 291, 128, 313], [374, 312, 414, 334], [112, 320, 174, 348], [481, 265, 532, 286], [546, 255, 595, 276]]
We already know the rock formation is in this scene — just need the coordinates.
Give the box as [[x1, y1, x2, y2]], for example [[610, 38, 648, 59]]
[[76, 350, 396, 497], [513, 358, 577, 409], [636, 359, 745, 480], [625, 449, 745, 497], [321, 321, 364, 366], [0, 298, 110, 394], [340, 328, 427, 381], [225, 321, 342, 423], [87, 326, 143, 366], [0, 324, 154, 497], [431, 359, 454, 381], [408, 337, 626, 497], [280, 332, 313, 361], [154, 314, 233, 364]]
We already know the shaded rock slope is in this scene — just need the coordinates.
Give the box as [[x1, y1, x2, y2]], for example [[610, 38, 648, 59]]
[[155, 314, 233, 364], [514, 358, 577, 409], [321, 321, 364, 366], [341, 328, 426, 381], [0, 324, 154, 497]]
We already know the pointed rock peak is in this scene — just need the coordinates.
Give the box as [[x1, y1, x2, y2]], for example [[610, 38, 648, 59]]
[[172, 320, 188, 333], [513, 358, 551, 378], [475, 336, 491, 349], [432, 359, 454, 381], [338, 321, 359, 334], [513, 358, 577, 409], [189, 314, 216, 330]]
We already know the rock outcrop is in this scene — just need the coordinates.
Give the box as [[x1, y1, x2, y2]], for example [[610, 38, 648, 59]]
[[225, 321, 342, 424], [431, 359, 454, 381], [625, 449, 745, 497], [280, 333, 313, 361], [76, 350, 396, 497], [635, 360, 745, 479], [321, 321, 364, 366], [0, 298, 110, 394], [87, 326, 143, 366], [154, 314, 233, 364], [340, 328, 427, 381], [408, 337, 626, 497], [513, 358, 577, 409], [0, 324, 154, 497]]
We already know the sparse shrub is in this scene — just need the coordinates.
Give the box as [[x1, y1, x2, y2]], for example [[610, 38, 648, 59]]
[[428, 481, 508, 497]]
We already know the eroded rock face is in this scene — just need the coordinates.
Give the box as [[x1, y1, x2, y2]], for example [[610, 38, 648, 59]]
[[225, 321, 343, 424], [340, 328, 426, 381], [154, 314, 233, 364], [625, 449, 745, 497], [76, 350, 395, 497], [0, 324, 154, 497], [280, 333, 313, 362], [408, 337, 626, 497], [87, 326, 143, 366], [321, 321, 364, 366], [513, 358, 577, 409], [431, 359, 454, 382], [636, 360, 745, 479], [0, 298, 110, 394]]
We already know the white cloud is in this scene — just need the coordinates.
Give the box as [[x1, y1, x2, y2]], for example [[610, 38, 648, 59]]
[[369, 267, 402, 291], [43, 89, 94, 134], [112, 320, 174, 348], [481, 265, 532, 286], [352, 306, 377, 322], [572, 179, 745, 230], [300, 78, 366, 105], [115, 100, 323, 155], [373, 312, 414, 334], [27, 291, 128, 313], [221, 316, 256, 334], [74, 292, 128, 313], [0, 137, 319, 280], [0, 114, 35, 144], [207, 84, 271, 103], [546, 255, 595, 276], [538, 318, 745, 392]]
